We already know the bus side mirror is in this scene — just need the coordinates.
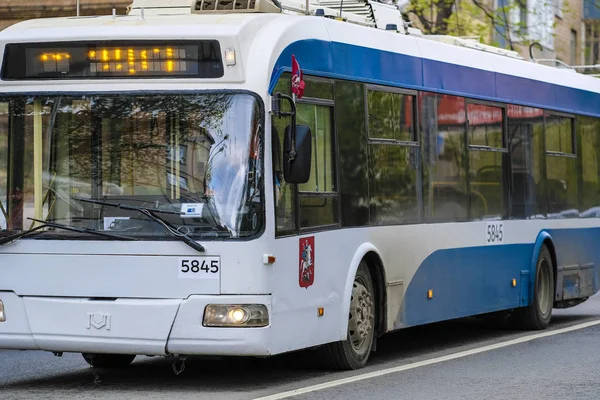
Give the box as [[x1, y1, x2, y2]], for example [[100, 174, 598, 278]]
[[283, 124, 312, 184]]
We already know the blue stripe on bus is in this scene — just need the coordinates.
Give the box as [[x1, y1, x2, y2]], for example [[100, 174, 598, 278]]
[[397, 243, 532, 328], [396, 228, 600, 328], [270, 40, 600, 117]]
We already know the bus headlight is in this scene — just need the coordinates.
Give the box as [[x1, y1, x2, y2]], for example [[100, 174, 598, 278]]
[[0, 300, 5, 322], [203, 304, 268, 327]]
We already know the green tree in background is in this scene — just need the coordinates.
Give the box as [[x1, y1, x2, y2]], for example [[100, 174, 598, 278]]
[[400, 0, 562, 51]]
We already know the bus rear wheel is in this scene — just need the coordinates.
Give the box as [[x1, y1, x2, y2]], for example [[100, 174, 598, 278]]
[[318, 262, 375, 370], [82, 353, 136, 368], [514, 244, 554, 330]]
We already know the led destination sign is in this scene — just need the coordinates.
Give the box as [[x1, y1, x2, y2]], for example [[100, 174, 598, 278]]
[[1, 41, 224, 79]]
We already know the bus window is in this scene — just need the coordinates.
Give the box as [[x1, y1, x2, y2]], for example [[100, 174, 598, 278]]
[[272, 75, 339, 233], [1, 94, 263, 238], [297, 104, 336, 193], [2, 99, 54, 231], [545, 114, 578, 217], [367, 90, 414, 142], [579, 116, 600, 217], [297, 103, 338, 228], [367, 87, 420, 225], [419, 93, 468, 222], [272, 123, 296, 233], [507, 105, 545, 219], [466, 102, 507, 220], [271, 76, 297, 235], [335, 81, 370, 227]]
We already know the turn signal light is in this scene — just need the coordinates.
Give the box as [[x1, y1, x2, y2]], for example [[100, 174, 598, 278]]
[[0, 300, 5, 322]]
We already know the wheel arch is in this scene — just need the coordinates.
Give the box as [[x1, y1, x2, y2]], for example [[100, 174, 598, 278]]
[[363, 251, 386, 339], [530, 231, 558, 305], [339, 243, 386, 340]]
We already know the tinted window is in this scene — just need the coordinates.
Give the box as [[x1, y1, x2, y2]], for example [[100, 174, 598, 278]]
[[420, 93, 468, 222], [367, 90, 414, 141], [271, 75, 339, 233], [545, 115, 578, 217], [579, 116, 600, 217], [297, 102, 339, 228], [273, 73, 333, 100], [336, 81, 369, 227], [368, 144, 420, 224], [272, 77, 296, 234], [273, 121, 296, 233], [467, 104, 503, 148], [303, 79, 334, 100], [546, 156, 578, 216], [299, 196, 339, 228], [467, 103, 506, 220], [507, 105, 546, 219], [469, 151, 506, 219], [368, 88, 419, 225], [546, 115, 574, 153], [297, 104, 336, 193]]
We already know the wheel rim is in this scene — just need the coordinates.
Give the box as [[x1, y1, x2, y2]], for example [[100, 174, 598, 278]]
[[348, 276, 374, 352], [537, 258, 552, 318]]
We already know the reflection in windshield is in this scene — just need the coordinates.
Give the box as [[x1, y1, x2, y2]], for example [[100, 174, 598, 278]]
[[0, 93, 263, 239]]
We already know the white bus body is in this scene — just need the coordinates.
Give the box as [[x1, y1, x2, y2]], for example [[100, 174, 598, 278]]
[[0, 1, 599, 369]]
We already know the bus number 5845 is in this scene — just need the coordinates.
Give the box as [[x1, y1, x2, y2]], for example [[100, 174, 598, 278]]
[[178, 257, 220, 279], [486, 222, 504, 244]]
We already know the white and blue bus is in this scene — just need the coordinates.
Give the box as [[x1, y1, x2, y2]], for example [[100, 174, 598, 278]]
[[0, 0, 599, 370]]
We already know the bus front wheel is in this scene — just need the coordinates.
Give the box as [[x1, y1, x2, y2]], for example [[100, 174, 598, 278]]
[[82, 353, 136, 368], [514, 244, 554, 330], [318, 262, 375, 370]]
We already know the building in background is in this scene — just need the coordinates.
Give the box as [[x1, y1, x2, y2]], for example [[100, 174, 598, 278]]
[[0, 0, 130, 31], [477, 0, 585, 66], [403, 0, 588, 70], [583, 0, 600, 73]]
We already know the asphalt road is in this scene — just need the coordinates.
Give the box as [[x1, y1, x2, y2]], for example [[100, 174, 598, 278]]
[[1, 296, 600, 400]]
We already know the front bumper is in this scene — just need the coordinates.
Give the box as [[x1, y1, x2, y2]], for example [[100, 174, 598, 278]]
[[0, 292, 272, 356]]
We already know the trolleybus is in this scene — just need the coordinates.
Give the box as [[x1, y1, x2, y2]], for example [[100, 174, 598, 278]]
[[0, 0, 599, 370]]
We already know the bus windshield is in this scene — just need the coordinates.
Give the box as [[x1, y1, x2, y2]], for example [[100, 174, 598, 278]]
[[0, 92, 263, 239]]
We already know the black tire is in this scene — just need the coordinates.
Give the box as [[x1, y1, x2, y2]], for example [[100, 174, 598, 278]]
[[82, 353, 136, 368], [514, 245, 554, 330], [318, 262, 376, 370]]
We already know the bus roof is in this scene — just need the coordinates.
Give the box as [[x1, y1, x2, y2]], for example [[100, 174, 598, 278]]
[[0, 13, 272, 42], [1, 7, 600, 117]]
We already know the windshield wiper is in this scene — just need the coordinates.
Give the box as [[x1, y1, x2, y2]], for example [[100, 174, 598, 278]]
[[0, 218, 138, 247], [75, 198, 206, 253], [0, 224, 51, 246]]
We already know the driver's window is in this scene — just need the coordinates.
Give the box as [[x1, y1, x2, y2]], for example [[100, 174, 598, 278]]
[[467, 103, 507, 220], [271, 74, 338, 236]]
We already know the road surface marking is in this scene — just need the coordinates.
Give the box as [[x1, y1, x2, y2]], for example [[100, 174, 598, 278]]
[[254, 319, 600, 400]]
